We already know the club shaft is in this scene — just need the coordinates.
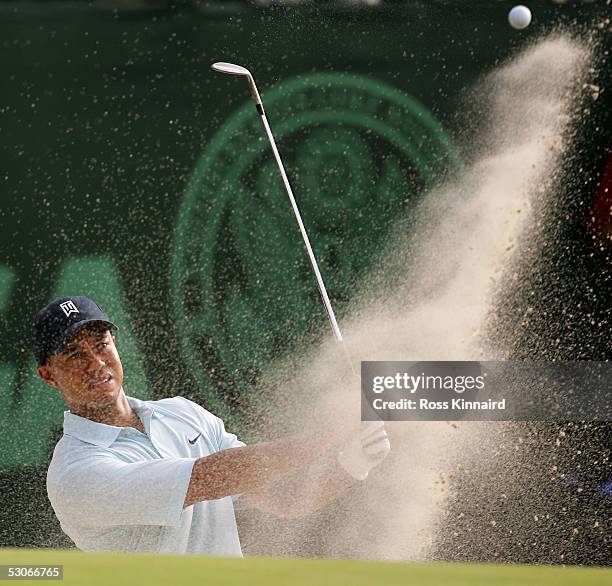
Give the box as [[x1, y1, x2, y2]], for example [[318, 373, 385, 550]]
[[258, 112, 344, 343]]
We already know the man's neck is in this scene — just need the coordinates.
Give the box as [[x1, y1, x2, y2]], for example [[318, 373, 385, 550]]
[[69, 389, 143, 431]]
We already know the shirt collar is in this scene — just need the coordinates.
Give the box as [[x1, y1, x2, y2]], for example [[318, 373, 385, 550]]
[[63, 395, 155, 448]]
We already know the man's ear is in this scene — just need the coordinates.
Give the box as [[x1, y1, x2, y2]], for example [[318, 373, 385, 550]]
[[37, 365, 58, 388]]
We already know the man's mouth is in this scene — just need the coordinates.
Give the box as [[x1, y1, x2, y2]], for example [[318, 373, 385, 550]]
[[89, 374, 112, 388]]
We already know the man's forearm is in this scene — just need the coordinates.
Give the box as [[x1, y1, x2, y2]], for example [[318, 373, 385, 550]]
[[240, 454, 356, 518], [184, 430, 346, 508]]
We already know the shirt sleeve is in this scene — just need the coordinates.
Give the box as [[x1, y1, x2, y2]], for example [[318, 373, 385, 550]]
[[47, 453, 196, 528], [216, 416, 246, 451], [178, 399, 248, 508]]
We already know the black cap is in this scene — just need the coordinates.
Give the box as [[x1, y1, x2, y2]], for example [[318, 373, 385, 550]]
[[32, 296, 117, 366]]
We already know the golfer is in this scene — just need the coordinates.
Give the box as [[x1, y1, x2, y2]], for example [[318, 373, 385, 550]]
[[34, 296, 390, 556]]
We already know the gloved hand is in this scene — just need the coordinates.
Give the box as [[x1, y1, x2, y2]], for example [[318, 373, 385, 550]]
[[337, 421, 391, 481]]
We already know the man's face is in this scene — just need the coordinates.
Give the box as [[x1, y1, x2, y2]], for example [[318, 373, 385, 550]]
[[37, 324, 124, 407]]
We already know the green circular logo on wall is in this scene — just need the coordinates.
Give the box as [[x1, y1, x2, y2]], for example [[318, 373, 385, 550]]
[[171, 72, 460, 420]]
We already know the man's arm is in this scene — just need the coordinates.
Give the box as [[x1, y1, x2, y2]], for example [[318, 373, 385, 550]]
[[238, 454, 356, 518], [232, 421, 392, 518], [183, 430, 346, 508]]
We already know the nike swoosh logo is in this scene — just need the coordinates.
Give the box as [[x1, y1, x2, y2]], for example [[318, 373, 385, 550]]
[[188, 433, 201, 445]]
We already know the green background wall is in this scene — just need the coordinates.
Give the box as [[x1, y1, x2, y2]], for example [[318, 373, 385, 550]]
[[0, 1, 609, 555]]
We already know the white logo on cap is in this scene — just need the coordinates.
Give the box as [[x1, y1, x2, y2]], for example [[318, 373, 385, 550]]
[[59, 300, 79, 317]]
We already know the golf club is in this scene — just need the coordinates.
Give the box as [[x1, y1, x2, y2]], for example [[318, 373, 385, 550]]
[[211, 61, 344, 344]]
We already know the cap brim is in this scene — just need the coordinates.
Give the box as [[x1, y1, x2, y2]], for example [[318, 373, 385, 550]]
[[53, 319, 118, 357]]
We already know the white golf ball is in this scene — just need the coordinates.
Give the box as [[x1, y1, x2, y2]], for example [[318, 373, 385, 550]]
[[508, 5, 532, 29]]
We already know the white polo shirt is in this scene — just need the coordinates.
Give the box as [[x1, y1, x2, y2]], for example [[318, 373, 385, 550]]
[[46, 395, 245, 556]]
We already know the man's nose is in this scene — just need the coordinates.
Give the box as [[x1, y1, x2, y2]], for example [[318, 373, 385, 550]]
[[82, 345, 106, 370]]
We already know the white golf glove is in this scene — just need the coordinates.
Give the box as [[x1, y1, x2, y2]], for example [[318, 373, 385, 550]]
[[337, 421, 391, 481]]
